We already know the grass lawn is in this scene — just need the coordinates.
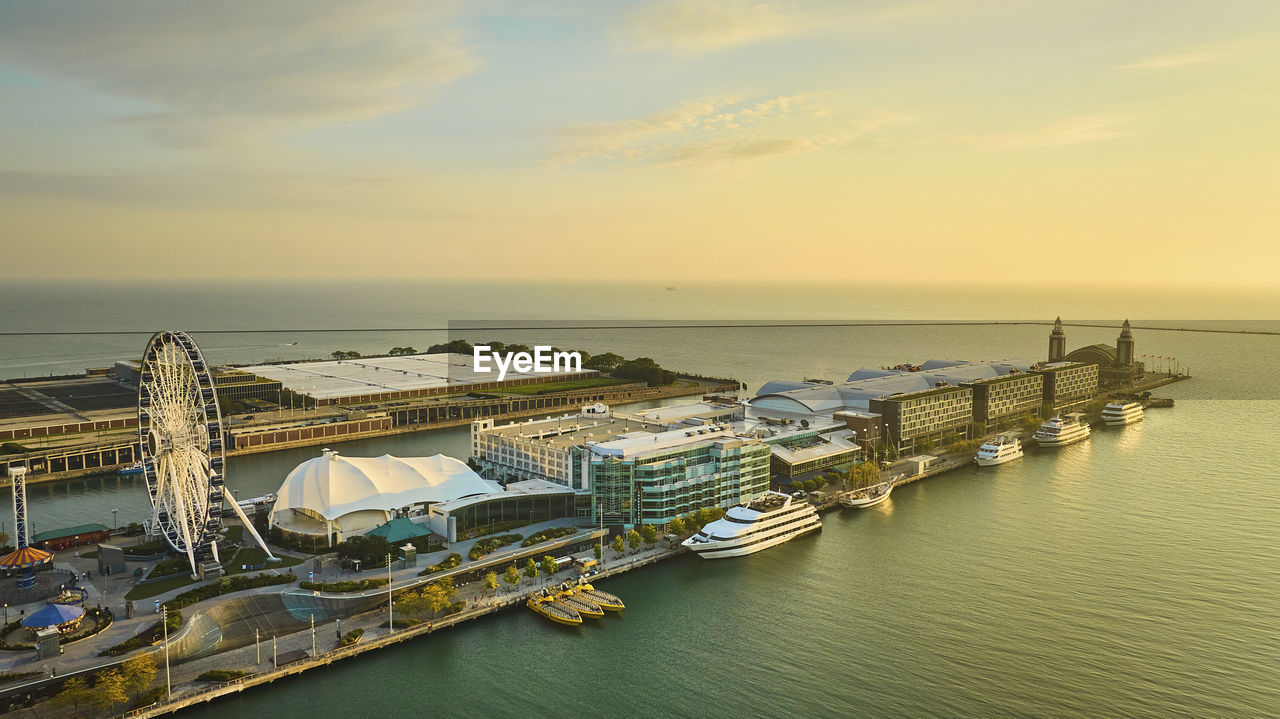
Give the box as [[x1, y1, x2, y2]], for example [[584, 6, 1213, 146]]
[[124, 548, 304, 600], [125, 573, 198, 600], [485, 376, 632, 395]]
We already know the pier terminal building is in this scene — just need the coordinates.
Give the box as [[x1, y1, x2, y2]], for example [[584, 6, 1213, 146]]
[[472, 400, 860, 526]]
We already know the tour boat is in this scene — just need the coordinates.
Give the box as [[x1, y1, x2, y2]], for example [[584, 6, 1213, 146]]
[[1033, 414, 1091, 447], [840, 480, 894, 508], [555, 585, 604, 619], [681, 491, 820, 559], [526, 590, 582, 626], [574, 582, 624, 611], [1101, 401, 1144, 426], [975, 435, 1024, 466]]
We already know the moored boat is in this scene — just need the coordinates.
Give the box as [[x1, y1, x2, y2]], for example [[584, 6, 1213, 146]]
[[975, 435, 1023, 466], [526, 591, 582, 626], [1033, 413, 1091, 447], [118, 461, 145, 477], [1101, 401, 1144, 426], [575, 582, 625, 611], [555, 584, 604, 619], [840, 480, 894, 508], [681, 491, 820, 559]]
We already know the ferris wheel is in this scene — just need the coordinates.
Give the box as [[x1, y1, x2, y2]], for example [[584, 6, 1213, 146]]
[[138, 330, 274, 577]]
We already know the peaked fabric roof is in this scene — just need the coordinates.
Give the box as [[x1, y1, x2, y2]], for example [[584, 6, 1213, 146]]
[[272, 451, 497, 521], [364, 517, 433, 544], [0, 546, 53, 569], [22, 602, 84, 628]]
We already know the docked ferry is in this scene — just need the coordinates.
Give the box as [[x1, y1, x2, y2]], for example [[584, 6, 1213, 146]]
[[1033, 414, 1091, 447], [1101, 401, 1144, 426], [118, 461, 145, 477], [975, 435, 1023, 466], [681, 491, 820, 559]]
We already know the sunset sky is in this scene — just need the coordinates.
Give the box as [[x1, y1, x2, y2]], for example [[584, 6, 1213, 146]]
[[2, 1, 1277, 285]]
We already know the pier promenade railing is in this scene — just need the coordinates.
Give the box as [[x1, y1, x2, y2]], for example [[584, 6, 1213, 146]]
[[115, 542, 685, 719]]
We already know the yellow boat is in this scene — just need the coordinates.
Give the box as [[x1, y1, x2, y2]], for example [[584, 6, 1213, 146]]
[[526, 593, 582, 626], [575, 583, 625, 611], [555, 586, 605, 619]]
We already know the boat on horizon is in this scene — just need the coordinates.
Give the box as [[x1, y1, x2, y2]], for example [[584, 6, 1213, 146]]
[[1101, 401, 1144, 426], [1033, 414, 1091, 447], [840, 480, 894, 508], [975, 435, 1023, 466], [681, 491, 820, 559]]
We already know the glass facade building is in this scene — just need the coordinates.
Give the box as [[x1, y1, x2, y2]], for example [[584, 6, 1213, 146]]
[[589, 436, 771, 527]]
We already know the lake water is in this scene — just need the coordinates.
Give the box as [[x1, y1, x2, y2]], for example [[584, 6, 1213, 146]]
[[1, 280, 1277, 717]]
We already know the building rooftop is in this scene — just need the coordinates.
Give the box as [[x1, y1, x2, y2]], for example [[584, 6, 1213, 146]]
[[480, 413, 667, 450], [239, 352, 595, 400], [588, 424, 737, 459], [32, 523, 109, 543], [429, 477, 574, 513], [752, 359, 1035, 415]]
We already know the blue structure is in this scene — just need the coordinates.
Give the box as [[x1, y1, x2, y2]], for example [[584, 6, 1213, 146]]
[[22, 602, 85, 632]]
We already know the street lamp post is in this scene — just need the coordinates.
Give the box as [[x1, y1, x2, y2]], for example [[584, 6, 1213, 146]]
[[111, 508, 118, 530], [255, 628, 260, 664], [387, 552, 393, 631], [161, 606, 172, 700]]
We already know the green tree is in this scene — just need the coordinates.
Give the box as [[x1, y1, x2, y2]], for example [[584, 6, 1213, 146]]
[[484, 571, 499, 593], [399, 578, 456, 615], [640, 524, 658, 544], [584, 352, 624, 370], [593, 543, 602, 560], [503, 564, 520, 587], [849, 461, 880, 489], [52, 677, 93, 717], [0, 530, 8, 547], [626, 529, 642, 550], [667, 517, 687, 536], [540, 555, 558, 575], [92, 669, 129, 712], [120, 652, 158, 702], [523, 557, 539, 579], [611, 535, 624, 554], [388, 346, 418, 356]]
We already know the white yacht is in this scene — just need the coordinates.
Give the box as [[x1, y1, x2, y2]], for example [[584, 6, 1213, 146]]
[[682, 491, 821, 559], [975, 435, 1024, 466], [1101, 401, 1144, 426], [1033, 414, 1091, 447]]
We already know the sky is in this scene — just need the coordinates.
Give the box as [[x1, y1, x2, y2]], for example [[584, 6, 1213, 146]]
[[1, 1, 1278, 286]]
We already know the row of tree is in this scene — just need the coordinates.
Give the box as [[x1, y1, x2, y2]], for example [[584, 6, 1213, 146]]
[[54, 653, 157, 715]]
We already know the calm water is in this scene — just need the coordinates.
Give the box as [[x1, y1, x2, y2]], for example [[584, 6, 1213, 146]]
[[2, 281, 1279, 717]]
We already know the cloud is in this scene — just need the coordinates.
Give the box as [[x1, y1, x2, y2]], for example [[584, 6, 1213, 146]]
[[966, 117, 1132, 149], [552, 96, 907, 168], [891, 116, 1132, 151], [615, 0, 813, 53], [613, 0, 953, 54], [0, 0, 475, 146], [0, 167, 434, 213], [1119, 48, 1231, 70]]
